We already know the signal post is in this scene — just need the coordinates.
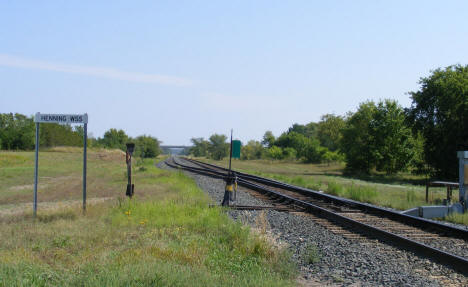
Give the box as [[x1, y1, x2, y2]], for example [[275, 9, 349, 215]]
[[222, 130, 241, 206]]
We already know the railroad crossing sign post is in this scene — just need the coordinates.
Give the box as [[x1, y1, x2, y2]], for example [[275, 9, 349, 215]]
[[33, 113, 88, 216]]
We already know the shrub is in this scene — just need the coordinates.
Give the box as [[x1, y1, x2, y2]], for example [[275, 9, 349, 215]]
[[266, 146, 284, 160], [303, 243, 320, 264], [135, 135, 161, 158], [241, 140, 264, 160], [302, 140, 327, 163], [282, 147, 297, 161]]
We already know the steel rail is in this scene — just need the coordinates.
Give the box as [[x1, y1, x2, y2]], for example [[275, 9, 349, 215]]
[[238, 178, 468, 275], [185, 158, 468, 241], [166, 157, 468, 275]]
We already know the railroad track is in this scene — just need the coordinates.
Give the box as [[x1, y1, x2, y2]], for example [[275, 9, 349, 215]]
[[164, 156, 468, 275]]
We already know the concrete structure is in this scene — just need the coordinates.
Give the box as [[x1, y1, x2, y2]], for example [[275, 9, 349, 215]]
[[160, 145, 191, 155], [402, 204, 464, 219]]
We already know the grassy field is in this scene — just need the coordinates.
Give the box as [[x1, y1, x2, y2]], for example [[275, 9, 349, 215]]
[[197, 158, 468, 225], [0, 147, 125, 207], [0, 149, 296, 286]]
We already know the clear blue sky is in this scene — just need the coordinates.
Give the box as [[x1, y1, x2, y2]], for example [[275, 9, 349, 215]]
[[1, 1, 467, 145]]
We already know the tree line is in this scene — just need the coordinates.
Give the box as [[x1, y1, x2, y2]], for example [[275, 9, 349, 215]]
[[0, 115, 161, 158], [190, 64, 468, 180]]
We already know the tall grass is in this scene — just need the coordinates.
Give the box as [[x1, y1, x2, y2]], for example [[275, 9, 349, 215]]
[[246, 171, 446, 212], [347, 184, 377, 203], [327, 181, 344, 197], [445, 211, 468, 226], [326, 181, 377, 203], [406, 189, 416, 204]]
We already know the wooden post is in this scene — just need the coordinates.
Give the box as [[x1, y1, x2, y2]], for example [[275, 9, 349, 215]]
[[425, 184, 429, 203]]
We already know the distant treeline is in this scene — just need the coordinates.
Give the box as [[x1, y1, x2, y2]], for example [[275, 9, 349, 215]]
[[0, 114, 161, 158], [191, 64, 468, 179]]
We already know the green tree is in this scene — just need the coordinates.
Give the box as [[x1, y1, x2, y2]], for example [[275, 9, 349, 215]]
[[266, 146, 284, 160], [322, 150, 344, 165], [208, 134, 228, 160], [282, 147, 297, 161], [261, 131, 275, 148], [287, 122, 318, 138], [341, 101, 377, 174], [407, 65, 468, 179], [342, 100, 415, 174], [275, 132, 308, 159], [190, 137, 210, 157], [100, 129, 128, 150], [409, 132, 429, 175], [317, 114, 345, 152], [371, 100, 414, 174], [40, 123, 82, 147], [0, 113, 35, 150], [241, 140, 264, 160], [134, 135, 161, 158], [302, 138, 327, 163]]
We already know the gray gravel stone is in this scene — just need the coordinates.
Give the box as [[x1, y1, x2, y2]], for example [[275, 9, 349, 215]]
[[159, 158, 468, 286]]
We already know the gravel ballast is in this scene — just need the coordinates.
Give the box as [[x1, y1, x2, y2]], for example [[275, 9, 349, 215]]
[[159, 159, 468, 286]]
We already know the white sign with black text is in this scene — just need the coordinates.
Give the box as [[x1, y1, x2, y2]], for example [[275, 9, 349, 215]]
[[34, 113, 88, 124]]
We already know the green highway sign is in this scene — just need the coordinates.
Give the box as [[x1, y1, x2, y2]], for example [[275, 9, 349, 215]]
[[232, 140, 241, 158]]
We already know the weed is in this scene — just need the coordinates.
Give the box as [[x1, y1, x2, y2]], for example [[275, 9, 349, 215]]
[[291, 176, 305, 186], [332, 274, 344, 283], [327, 181, 344, 196], [51, 235, 71, 248], [255, 211, 270, 234], [406, 189, 416, 203], [272, 248, 297, 279], [302, 243, 320, 264]]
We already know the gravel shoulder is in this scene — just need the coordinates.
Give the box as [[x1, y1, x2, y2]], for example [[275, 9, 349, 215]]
[[159, 159, 468, 287]]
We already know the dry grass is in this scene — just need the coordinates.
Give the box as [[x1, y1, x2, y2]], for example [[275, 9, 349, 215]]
[[0, 148, 164, 210], [0, 149, 125, 206]]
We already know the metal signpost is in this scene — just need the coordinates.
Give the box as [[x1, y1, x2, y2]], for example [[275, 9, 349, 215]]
[[33, 113, 88, 216]]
